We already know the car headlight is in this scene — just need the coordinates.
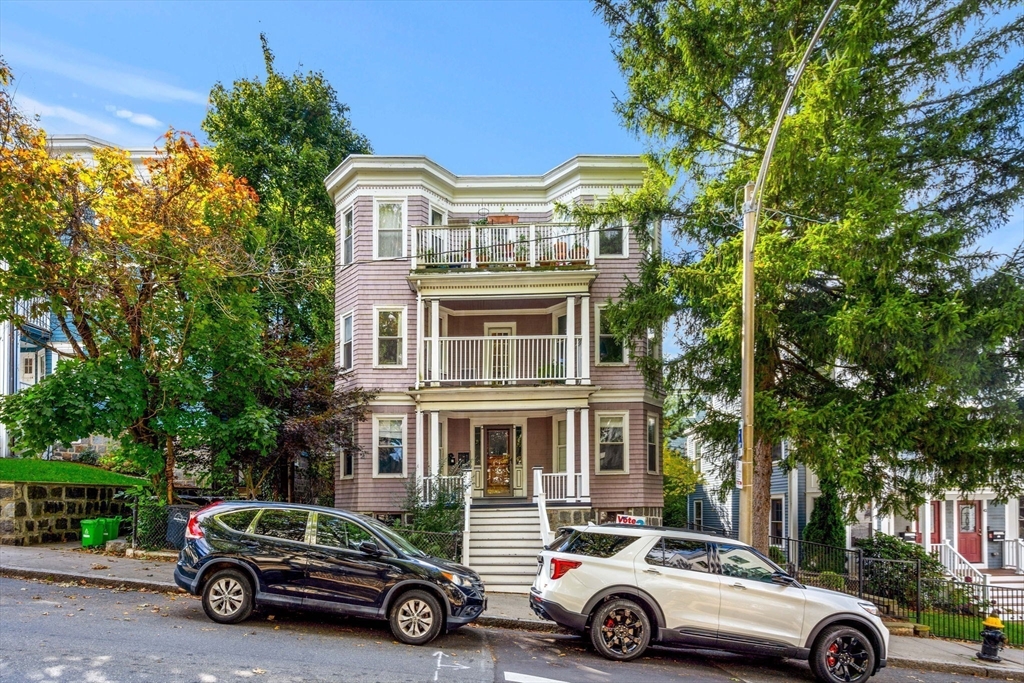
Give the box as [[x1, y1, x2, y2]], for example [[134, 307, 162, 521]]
[[441, 571, 470, 587], [858, 601, 879, 616]]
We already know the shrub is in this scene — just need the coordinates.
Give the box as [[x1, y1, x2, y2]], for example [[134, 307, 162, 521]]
[[816, 571, 846, 592], [768, 545, 787, 566], [856, 532, 947, 608]]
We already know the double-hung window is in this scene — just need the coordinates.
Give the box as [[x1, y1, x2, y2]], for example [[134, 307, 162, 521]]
[[374, 307, 405, 367], [340, 312, 353, 372], [596, 305, 625, 364], [770, 498, 784, 542], [375, 201, 404, 259], [647, 415, 658, 473], [341, 208, 354, 265], [693, 500, 703, 528], [597, 219, 626, 257], [374, 416, 406, 477], [596, 412, 627, 473]]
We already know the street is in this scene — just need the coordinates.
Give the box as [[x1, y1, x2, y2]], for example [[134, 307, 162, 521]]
[[0, 577, 974, 683]]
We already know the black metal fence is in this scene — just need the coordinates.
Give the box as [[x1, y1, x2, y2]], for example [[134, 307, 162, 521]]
[[128, 498, 182, 551], [770, 536, 1024, 645], [390, 528, 462, 562]]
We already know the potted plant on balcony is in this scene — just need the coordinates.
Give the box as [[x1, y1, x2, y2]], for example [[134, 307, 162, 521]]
[[514, 234, 529, 266], [537, 362, 561, 385]]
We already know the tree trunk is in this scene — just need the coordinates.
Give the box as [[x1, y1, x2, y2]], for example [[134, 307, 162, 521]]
[[164, 436, 175, 504], [751, 438, 773, 554]]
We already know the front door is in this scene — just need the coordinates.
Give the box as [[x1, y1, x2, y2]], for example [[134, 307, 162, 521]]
[[485, 427, 512, 496], [931, 501, 942, 545], [957, 501, 983, 563], [485, 325, 514, 382]]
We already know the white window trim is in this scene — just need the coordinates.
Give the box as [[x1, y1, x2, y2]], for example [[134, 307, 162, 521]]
[[372, 414, 408, 478], [595, 304, 629, 366], [595, 410, 629, 475], [596, 218, 629, 259], [339, 446, 355, 479], [693, 500, 704, 528], [428, 204, 447, 226], [647, 414, 659, 474], [22, 356, 34, 375], [373, 305, 408, 368], [770, 495, 785, 541], [339, 310, 355, 374], [553, 417, 567, 473], [372, 197, 407, 261], [340, 204, 355, 266], [551, 303, 568, 335]]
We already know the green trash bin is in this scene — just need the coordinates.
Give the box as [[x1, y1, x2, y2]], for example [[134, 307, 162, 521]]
[[80, 519, 102, 548], [106, 516, 123, 540], [96, 517, 111, 543]]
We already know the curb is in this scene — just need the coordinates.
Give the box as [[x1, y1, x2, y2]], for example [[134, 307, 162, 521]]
[[0, 565, 180, 593], [474, 615, 565, 633], [888, 655, 1024, 681]]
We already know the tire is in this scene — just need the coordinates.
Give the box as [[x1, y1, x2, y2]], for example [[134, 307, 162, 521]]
[[201, 569, 254, 625], [589, 599, 651, 662], [389, 590, 444, 645], [809, 625, 876, 683]]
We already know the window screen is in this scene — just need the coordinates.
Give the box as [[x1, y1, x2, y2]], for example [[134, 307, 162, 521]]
[[253, 509, 309, 543]]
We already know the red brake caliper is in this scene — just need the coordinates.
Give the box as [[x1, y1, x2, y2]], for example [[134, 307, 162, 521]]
[[827, 642, 838, 667]]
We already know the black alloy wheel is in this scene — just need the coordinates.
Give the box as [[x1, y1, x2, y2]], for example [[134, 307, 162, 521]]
[[810, 625, 876, 683], [589, 599, 651, 661]]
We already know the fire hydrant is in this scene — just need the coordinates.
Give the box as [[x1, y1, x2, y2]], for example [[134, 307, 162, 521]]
[[978, 614, 1007, 662]]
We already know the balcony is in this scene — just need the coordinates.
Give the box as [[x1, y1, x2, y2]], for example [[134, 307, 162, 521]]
[[423, 335, 583, 385], [412, 223, 595, 271]]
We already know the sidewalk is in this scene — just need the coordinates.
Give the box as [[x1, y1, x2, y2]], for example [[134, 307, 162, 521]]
[[2, 543, 1021, 680]]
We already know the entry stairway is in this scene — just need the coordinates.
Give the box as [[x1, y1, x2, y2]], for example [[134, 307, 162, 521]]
[[467, 504, 545, 593]]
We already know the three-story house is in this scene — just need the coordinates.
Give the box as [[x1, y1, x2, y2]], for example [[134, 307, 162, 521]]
[[327, 155, 664, 591]]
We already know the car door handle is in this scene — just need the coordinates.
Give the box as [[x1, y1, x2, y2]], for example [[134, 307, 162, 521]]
[[731, 582, 747, 590], [643, 569, 661, 575]]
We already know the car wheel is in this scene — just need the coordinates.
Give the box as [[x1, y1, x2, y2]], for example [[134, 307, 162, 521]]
[[202, 569, 254, 624], [589, 599, 651, 662], [389, 590, 444, 645], [810, 625, 876, 683]]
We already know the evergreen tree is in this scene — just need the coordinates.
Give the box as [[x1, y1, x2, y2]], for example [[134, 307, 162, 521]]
[[584, 0, 1024, 551]]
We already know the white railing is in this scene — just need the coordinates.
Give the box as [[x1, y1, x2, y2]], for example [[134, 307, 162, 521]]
[[461, 470, 472, 567], [1002, 538, 1024, 575], [14, 298, 49, 331], [413, 222, 595, 270], [538, 472, 589, 503], [424, 335, 582, 384], [934, 540, 989, 584], [421, 474, 466, 504], [533, 468, 552, 547]]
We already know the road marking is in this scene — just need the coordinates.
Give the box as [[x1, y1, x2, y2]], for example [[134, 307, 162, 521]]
[[433, 651, 470, 681], [504, 673, 572, 683]]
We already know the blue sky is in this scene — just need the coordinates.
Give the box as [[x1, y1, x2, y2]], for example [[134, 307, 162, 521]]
[[1, 1, 641, 175], [2, 0, 1020, 255]]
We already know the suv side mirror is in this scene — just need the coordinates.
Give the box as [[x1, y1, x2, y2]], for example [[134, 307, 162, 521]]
[[359, 540, 381, 555], [771, 571, 798, 586]]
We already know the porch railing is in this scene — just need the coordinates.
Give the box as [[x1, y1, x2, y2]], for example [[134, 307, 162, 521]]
[[421, 474, 467, 504], [1002, 538, 1024, 575], [934, 539, 988, 584], [538, 472, 588, 503], [413, 223, 595, 270], [424, 335, 583, 384]]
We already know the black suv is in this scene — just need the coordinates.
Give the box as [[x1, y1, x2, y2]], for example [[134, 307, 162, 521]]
[[173, 501, 485, 645]]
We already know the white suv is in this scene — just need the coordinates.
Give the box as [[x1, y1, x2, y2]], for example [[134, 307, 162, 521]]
[[530, 524, 888, 683]]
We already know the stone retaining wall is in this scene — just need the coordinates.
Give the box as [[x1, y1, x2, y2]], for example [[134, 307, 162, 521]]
[[0, 481, 129, 546]]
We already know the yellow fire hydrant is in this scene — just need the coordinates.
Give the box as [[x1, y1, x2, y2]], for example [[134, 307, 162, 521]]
[[978, 614, 1007, 662]]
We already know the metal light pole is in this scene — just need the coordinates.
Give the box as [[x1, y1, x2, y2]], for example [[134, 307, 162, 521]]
[[737, 0, 843, 546]]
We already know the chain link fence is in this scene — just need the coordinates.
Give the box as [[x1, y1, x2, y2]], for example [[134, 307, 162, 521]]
[[389, 528, 462, 562]]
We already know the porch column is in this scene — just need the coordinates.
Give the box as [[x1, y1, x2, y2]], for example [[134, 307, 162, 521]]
[[429, 411, 441, 477], [565, 296, 576, 384], [566, 408, 576, 499], [922, 500, 932, 553], [415, 292, 423, 389], [580, 295, 591, 385], [788, 466, 799, 539], [981, 498, 989, 567], [430, 298, 441, 387], [1008, 498, 1020, 540], [579, 407, 590, 499]]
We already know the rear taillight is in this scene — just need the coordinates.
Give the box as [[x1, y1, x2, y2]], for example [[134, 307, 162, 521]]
[[550, 558, 582, 580], [184, 501, 222, 540]]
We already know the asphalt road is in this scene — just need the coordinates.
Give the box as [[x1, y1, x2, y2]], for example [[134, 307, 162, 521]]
[[0, 577, 969, 683]]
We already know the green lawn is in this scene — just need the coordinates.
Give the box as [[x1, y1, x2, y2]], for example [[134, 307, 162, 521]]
[[0, 459, 145, 487], [914, 612, 1024, 645]]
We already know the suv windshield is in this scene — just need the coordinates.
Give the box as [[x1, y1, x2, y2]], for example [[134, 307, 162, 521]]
[[361, 516, 426, 558]]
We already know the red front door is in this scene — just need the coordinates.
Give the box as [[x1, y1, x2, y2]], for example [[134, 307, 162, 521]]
[[957, 501, 982, 563], [931, 501, 942, 545]]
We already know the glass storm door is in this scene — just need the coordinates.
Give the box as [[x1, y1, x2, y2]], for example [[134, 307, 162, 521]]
[[485, 428, 512, 496], [957, 501, 982, 563]]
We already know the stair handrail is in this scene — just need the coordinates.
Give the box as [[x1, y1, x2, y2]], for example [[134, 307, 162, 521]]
[[935, 539, 987, 584], [533, 467, 552, 547], [1001, 538, 1024, 575], [461, 469, 472, 567]]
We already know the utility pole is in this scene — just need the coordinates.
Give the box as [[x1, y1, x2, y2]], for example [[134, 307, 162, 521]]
[[736, 0, 842, 547]]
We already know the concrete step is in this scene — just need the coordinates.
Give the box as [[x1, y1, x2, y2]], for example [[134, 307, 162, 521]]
[[470, 538, 544, 548], [470, 510, 540, 520], [470, 523, 542, 533], [469, 555, 540, 567]]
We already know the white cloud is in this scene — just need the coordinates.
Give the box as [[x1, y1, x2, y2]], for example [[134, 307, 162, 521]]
[[14, 93, 120, 138], [112, 108, 163, 129], [6, 41, 207, 105]]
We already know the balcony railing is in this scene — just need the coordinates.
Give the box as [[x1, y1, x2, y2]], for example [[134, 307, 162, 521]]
[[412, 223, 595, 270], [423, 335, 582, 385], [14, 298, 49, 331]]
